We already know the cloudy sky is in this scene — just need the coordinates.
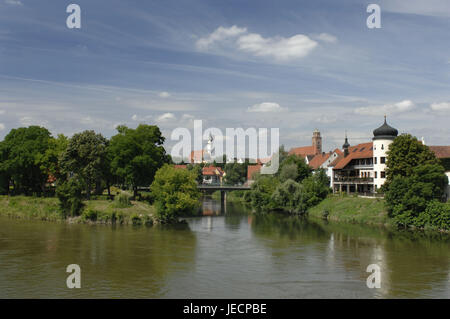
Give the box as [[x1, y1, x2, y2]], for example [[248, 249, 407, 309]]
[[0, 0, 449, 153]]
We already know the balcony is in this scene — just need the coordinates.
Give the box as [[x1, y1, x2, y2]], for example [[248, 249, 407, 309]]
[[334, 177, 374, 184]]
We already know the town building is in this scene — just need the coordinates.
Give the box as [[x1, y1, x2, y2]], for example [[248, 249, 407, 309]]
[[202, 166, 225, 185]]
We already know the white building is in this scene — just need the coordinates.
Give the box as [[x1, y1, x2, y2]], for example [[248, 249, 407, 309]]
[[372, 116, 398, 191]]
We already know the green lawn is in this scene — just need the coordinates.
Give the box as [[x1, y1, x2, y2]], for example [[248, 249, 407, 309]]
[[308, 194, 394, 227], [0, 195, 155, 225]]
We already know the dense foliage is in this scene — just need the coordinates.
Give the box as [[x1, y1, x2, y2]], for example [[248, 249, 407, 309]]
[[109, 125, 170, 198], [60, 130, 109, 200], [150, 164, 201, 223], [0, 124, 173, 218], [384, 135, 449, 230], [56, 178, 84, 217], [245, 149, 329, 214], [0, 126, 53, 195]]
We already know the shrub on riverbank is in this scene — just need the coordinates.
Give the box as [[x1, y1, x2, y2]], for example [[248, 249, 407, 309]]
[[150, 164, 201, 223], [307, 195, 393, 227], [56, 178, 84, 217]]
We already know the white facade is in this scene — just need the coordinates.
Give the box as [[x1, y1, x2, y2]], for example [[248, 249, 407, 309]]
[[373, 139, 393, 190]]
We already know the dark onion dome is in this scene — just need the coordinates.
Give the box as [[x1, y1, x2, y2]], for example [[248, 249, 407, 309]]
[[373, 116, 398, 140], [342, 136, 350, 149]]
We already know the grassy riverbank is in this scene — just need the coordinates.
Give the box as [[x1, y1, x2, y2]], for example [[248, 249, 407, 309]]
[[308, 195, 395, 227], [0, 195, 155, 225]]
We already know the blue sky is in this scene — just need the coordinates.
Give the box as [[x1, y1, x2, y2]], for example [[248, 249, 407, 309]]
[[0, 0, 449, 152]]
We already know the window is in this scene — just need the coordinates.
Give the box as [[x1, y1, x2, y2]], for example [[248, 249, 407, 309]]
[[381, 171, 385, 178], [380, 157, 386, 164], [374, 157, 377, 164], [381, 144, 384, 150], [375, 171, 377, 178]]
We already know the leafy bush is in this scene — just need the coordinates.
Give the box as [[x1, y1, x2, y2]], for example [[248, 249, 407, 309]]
[[150, 164, 201, 223], [415, 201, 450, 230], [131, 213, 142, 225], [385, 164, 448, 228], [271, 179, 302, 213], [81, 208, 99, 221], [249, 175, 280, 211], [56, 179, 84, 217]]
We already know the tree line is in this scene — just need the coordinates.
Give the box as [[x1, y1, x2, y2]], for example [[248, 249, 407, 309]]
[[0, 124, 170, 200]]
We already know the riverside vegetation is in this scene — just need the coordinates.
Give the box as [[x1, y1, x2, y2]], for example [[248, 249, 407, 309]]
[[0, 125, 199, 225], [0, 125, 448, 231]]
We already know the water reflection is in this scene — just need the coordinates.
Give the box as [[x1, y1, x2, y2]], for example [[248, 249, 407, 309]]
[[0, 197, 449, 298], [0, 220, 197, 298]]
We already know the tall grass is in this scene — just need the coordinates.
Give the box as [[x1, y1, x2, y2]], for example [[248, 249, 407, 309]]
[[0, 196, 62, 221], [308, 194, 394, 227]]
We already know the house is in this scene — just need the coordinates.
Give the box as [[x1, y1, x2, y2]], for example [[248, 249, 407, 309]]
[[308, 148, 343, 186], [246, 164, 263, 185], [330, 117, 398, 194], [202, 166, 225, 185]]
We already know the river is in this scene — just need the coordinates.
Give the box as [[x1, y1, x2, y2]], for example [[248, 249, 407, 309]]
[[0, 197, 449, 298]]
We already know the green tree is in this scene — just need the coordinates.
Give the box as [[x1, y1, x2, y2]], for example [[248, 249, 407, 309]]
[[187, 164, 203, 184], [384, 134, 448, 229], [279, 163, 298, 182], [0, 126, 53, 195], [150, 164, 201, 223], [38, 134, 69, 182], [299, 170, 331, 213], [55, 178, 84, 217], [109, 124, 169, 198], [249, 175, 280, 211], [385, 164, 448, 227], [385, 134, 440, 183], [60, 130, 109, 200], [224, 162, 247, 185], [271, 179, 302, 213], [279, 154, 312, 183]]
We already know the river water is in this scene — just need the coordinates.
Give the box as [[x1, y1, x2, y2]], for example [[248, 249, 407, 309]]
[[0, 198, 449, 298]]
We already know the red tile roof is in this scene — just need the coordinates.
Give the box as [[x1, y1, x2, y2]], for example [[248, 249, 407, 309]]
[[333, 142, 373, 170], [429, 146, 450, 159], [247, 164, 262, 180], [289, 145, 316, 157], [202, 166, 225, 176], [174, 165, 187, 169], [308, 152, 332, 170]]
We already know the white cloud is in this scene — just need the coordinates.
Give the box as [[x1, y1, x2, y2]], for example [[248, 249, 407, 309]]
[[355, 100, 415, 116], [159, 91, 170, 98], [19, 116, 48, 127], [237, 33, 317, 61], [314, 33, 338, 44], [156, 112, 176, 122], [197, 25, 319, 61], [430, 102, 450, 111], [0, 123, 4, 130], [196, 25, 247, 50], [247, 102, 287, 113], [4, 0, 23, 6], [131, 114, 152, 122]]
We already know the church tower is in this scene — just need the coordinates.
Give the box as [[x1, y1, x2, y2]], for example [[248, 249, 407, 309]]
[[312, 129, 322, 155]]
